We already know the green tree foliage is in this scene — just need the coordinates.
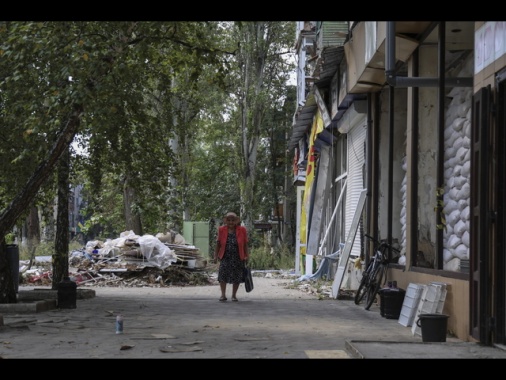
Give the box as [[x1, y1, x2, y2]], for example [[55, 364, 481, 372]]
[[0, 21, 232, 301], [183, 22, 296, 230], [225, 22, 295, 230], [0, 21, 296, 302]]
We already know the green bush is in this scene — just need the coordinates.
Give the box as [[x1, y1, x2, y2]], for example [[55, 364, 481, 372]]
[[18, 240, 84, 260], [249, 244, 295, 271], [69, 240, 83, 252]]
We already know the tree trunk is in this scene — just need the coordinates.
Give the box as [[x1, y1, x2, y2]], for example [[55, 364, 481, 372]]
[[123, 174, 143, 235], [0, 105, 83, 302], [41, 203, 56, 244], [25, 205, 41, 270], [52, 147, 70, 290]]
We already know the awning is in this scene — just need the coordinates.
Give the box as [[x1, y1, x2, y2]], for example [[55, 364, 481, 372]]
[[288, 89, 317, 151], [288, 46, 344, 151]]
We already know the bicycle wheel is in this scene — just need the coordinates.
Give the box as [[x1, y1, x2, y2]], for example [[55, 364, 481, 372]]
[[364, 264, 386, 310], [363, 264, 379, 309], [354, 264, 371, 305]]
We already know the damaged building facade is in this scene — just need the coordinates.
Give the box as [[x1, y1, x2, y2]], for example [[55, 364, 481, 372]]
[[290, 21, 506, 346]]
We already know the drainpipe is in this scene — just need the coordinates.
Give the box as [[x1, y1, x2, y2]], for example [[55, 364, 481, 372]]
[[388, 85, 394, 251], [385, 22, 473, 88], [366, 93, 374, 261]]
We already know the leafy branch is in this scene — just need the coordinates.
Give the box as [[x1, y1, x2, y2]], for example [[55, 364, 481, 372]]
[[434, 186, 447, 232]]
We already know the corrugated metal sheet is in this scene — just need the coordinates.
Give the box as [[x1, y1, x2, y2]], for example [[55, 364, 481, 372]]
[[319, 21, 348, 48], [312, 46, 344, 90]]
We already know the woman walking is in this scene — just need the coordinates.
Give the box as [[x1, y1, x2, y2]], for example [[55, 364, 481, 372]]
[[214, 212, 249, 302]]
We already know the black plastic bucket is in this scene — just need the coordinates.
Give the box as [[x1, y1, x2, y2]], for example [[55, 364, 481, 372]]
[[416, 313, 449, 342], [379, 288, 405, 319], [57, 277, 77, 309]]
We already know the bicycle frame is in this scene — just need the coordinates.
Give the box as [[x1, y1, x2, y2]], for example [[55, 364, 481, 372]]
[[364, 253, 388, 310], [354, 250, 382, 305], [354, 235, 398, 310]]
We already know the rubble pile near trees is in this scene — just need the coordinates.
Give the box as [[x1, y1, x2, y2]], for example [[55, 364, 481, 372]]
[[20, 230, 213, 288]]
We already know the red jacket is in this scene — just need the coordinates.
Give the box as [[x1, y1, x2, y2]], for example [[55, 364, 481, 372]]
[[216, 225, 248, 260]]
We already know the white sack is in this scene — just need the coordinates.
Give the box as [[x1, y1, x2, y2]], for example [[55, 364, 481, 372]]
[[455, 244, 469, 259], [456, 183, 471, 200], [444, 257, 460, 271], [443, 248, 454, 263], [454, 219, 467, 237], [447, 235, 461, 249]]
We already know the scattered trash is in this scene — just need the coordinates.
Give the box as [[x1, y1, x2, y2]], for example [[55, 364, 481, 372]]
[[116, 314, 123, 334], [19, 230, 211, 289], [158, 345, 203, 353]]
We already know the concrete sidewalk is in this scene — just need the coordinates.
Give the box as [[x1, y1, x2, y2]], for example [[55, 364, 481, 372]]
[[1, 275, 506, 359]]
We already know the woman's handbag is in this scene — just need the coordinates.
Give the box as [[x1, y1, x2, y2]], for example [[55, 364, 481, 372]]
[[243, 265, 254, 293]]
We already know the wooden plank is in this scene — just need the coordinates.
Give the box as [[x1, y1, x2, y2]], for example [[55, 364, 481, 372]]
[[331, 188, 367, 299], [98, 268, 128, 273]]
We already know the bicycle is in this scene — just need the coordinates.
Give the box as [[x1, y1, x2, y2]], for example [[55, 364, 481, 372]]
[[354, 234, 400, 310]]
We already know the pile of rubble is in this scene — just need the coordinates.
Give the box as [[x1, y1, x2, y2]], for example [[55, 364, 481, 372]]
[[20, 230, 213, 288]]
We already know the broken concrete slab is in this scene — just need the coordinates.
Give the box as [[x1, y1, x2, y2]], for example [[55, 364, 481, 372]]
[[0, 299, 57, 314], [17, 288, 96, 301], [0, 288, 95, 316]]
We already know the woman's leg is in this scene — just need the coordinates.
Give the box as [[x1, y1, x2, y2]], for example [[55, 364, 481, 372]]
[[219, 281, 227, 300], [231, 283, 239, 300]]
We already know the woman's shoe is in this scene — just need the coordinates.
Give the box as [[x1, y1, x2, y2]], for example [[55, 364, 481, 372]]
[[219, 296, 227, 302], [232, 297, 238, 302]]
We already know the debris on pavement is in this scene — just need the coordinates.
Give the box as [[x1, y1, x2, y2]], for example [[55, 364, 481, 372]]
[[19, 230, 213, 288], [158, 345, 203, 353]]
